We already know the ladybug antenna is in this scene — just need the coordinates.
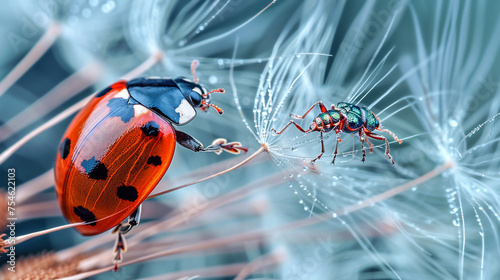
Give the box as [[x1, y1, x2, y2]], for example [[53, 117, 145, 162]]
[[203, 88, 225, 98], [201, 101, 224, 115], [200, 88, 224, 114], [191, 60, 199, 83]]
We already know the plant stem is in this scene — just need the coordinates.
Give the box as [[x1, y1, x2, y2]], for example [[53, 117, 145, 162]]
[[147, 146, 267, 199], [0, 23, 61, 98]]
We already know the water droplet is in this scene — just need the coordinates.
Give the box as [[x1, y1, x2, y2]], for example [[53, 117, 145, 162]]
[[453, 219, 460, 227], [101, 0, 115, 13], [304, 206, 309, 211], [208, 75, 218, 84], [303, 167, 308, 171], [178, 39, 187, 47], [332, 213, 337, 218], [217, 59, 224, 66], [296, 54, 301, 58], [411, 186, 417, 191], [449, 119, 458, 127], [299, 199, 303, 204], [198, 25, 205, 31], [288, 184, 293, 188]]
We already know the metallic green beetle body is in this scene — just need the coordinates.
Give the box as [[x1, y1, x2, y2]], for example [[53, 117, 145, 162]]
[[271, 101, 402, 164], [336, 102, 379, 133]]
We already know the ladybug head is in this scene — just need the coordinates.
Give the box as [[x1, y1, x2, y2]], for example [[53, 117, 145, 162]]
[[188, 60, 224, 115]]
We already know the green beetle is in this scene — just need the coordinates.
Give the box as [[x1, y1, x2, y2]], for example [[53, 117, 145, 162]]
[[271, 101, 402, 164]]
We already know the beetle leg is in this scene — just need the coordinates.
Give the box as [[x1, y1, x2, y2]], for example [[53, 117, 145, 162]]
[[175, 130, 247, 154], [358, 130, 366, 162], [271, 120, 310, 135], [365, 131, 395, 164], [208, 138, 248, 155], [113, 231, 126, 271], [331, 133, 341, 164], [175, 130, 210, 152], [117, 205, 142, 235], [363, 128, 374, 153], [311, 130, 325, 164], [290, 101, 327, 119], [112, 204, 142, 271], [376, 127, 403, 144], [365, 136, 374, 153]]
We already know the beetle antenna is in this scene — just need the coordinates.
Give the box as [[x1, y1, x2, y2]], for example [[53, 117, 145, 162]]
[[207, 103, 224, 115], [203, 88, 225, 98], [191, 60, 199, 83]]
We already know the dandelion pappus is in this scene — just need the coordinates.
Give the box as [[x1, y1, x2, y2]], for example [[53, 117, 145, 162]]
[[271, 101, 402, 164], [54, 61, 248, 270]]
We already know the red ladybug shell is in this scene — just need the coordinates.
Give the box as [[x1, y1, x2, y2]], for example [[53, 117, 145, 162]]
[[55, 81, 176, 236]]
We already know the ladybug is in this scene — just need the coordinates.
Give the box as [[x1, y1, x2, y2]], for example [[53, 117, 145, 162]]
[[54, 61, 246, 266], [271, 101, 402, 164]]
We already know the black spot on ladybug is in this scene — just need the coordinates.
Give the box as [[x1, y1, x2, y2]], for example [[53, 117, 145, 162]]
[[107, 98, 135, 123], [95, 86, 112, 98], [59, 137, 71, 160], [73, 206, 97, 226], [141, 121, 160, 137], [81, 156, 108, 180], [117, 185, 138, 202], [147, 156, 162, 166]]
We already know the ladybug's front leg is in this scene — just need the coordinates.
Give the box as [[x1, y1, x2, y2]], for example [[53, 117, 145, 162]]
[[175, 130, 248, 155]]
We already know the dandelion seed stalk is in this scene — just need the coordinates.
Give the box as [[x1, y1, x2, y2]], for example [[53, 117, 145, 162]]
[[147, 146, 267, 199], [0, 22, 61, 97]]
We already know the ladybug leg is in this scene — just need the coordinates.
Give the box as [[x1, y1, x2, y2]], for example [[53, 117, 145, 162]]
[[311, 130, 325, 164], [112, 205, 142, 271], [118, 205, 142, 234], [112, 231, 127, 271], [271, 120, 310, 135], [175, 130, 210, 152], [175, 130, 247, 154], [365, 131, 395, 164], [358, 130, 366, 162], [290, 101, 327, 119]]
